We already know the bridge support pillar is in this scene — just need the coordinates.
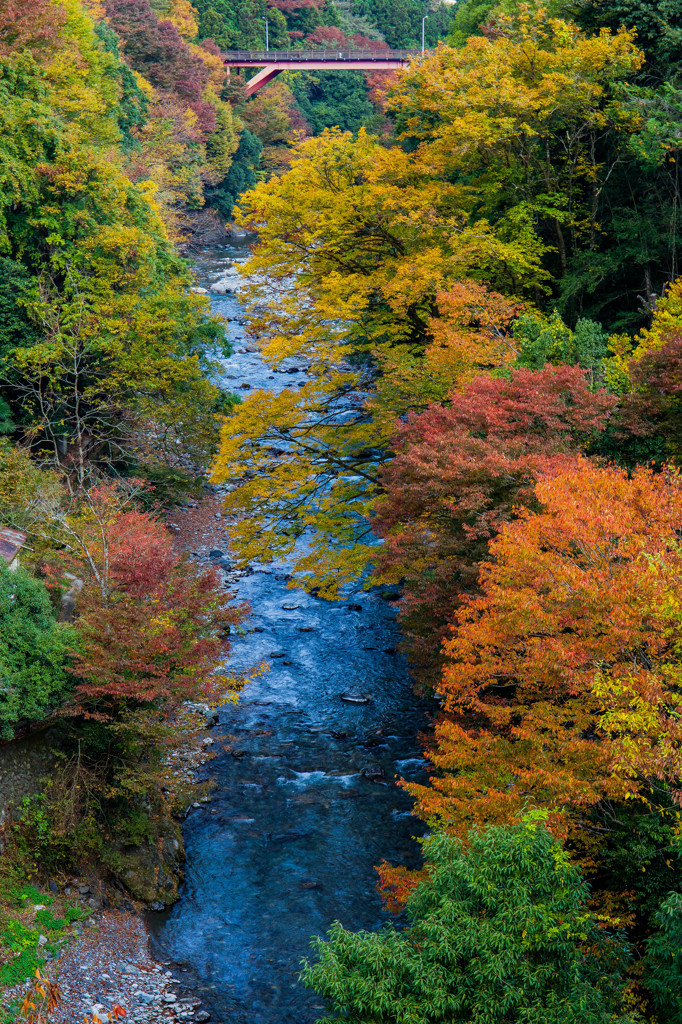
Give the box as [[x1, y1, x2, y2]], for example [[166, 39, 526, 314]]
[[245, 66, 283, 96]]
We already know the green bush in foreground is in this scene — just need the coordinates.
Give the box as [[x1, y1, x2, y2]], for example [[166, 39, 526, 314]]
[[0, 562, 75, 736], [302, 820, 637, 1024]]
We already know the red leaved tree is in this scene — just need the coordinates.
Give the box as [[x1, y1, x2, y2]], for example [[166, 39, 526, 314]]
[[374, 365, 616, 683], [617, 330, 682, 464], [0, 0, 64, 57], [105, 0, 213, 135], [56, 483, 241, 719]]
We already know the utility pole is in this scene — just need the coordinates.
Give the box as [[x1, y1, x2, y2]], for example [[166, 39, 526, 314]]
[[264, 16, 269, 51], [421, 13, 428, 54]]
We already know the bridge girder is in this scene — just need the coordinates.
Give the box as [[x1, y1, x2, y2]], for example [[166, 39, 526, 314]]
[[222, 49, 419, 97]]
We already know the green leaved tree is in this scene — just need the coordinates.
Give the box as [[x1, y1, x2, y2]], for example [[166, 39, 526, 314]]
[[0, 561, 75, 737], [302, 821, 637, 1024]]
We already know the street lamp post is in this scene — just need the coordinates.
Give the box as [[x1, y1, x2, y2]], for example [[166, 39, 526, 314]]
[[264, 16, 269, 51], [421, 13, 428, 54]]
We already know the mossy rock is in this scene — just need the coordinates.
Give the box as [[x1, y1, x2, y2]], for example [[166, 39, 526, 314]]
[[114, 819, 185, 906]]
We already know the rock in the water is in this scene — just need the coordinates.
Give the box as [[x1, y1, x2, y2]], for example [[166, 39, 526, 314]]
[[195, 1013, 212, 1023], [209, 277, 240, 295], [346, 603, 363, 612], [270, 651, 286, 658], [339, 692, 371, 704], [281, 602, 299, 610]]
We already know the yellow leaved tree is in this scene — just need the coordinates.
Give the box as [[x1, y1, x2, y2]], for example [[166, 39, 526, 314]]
[[212, 127, 545, 593]]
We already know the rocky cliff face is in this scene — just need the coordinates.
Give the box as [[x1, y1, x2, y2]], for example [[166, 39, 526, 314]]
[[116, 818, 186, 910]]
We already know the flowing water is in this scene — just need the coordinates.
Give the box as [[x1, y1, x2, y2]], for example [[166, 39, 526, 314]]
[[148, 239, 429, 1024]]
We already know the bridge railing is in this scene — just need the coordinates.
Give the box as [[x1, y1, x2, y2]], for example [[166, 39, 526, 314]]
[[222, 49, 421, 63]]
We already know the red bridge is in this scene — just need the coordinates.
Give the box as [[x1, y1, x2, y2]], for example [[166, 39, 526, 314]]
[[223, 49, 420, 96]]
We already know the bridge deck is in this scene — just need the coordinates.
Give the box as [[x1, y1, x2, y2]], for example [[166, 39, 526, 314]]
[[223, 48, 419, 96], [222, 49, 420, 67]]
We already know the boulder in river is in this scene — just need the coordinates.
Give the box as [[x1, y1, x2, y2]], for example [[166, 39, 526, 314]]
[[339, 692, 371, 704]]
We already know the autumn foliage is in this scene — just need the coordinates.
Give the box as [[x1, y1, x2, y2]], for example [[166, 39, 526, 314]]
[[0, 0, 64, 57], [617, 331, 682, 465], [404, 459, 682, 859], [61, 484, 240, 717], [374, 365, 616, 681]]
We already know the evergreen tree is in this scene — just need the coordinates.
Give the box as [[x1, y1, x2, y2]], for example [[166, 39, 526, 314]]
[[207, 127, 263, 217], [351, 0, 453, 49], [290, 70, 374, 133], [644, 890, 682, 1023]]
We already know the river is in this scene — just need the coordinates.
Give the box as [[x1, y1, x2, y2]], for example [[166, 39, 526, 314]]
[[148, 239, 429, 1024]]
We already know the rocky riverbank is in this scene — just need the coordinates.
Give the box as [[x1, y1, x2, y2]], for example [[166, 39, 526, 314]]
[[48, 911, 211, 1024]]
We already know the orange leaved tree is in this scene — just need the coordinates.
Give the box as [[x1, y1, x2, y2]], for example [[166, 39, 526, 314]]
[[405, 459, 682, 858]]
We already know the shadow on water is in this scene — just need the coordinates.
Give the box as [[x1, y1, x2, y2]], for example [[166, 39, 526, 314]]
[[147, 240, 430, 1024]]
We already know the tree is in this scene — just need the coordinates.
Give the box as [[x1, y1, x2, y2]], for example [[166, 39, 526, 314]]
[[613, 331, 682, 466], [387, 7, 667, 326], [404, 460, 682, 859], [206, 127, 263, 218], [236, 78, 308, 175], [290, 70, 375, 135], [0, 561, 75, 737], [0, 0, 64, 58], [47, 480, 245, 821], [373, 365, 615, 682], [447, 0, 496, 46], [63, 483, 241, 715], [574, 0, 682, 86], [351, 0, 454, 49], [643, 890, 682, 1023], [303, 820, 635, 1024], [513, 310, 609, 381], [105, 0, 210, 107], [235, 127, 546, 361]]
